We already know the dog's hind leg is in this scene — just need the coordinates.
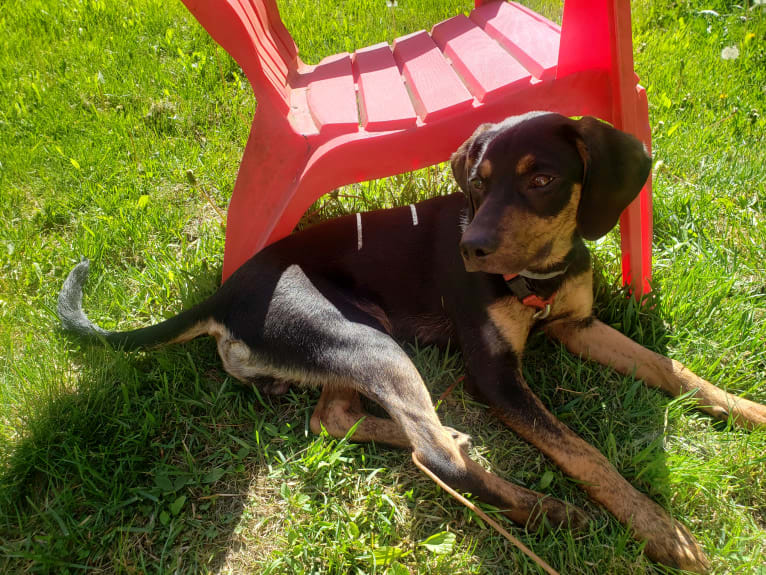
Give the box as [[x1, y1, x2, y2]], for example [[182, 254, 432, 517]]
[[547, 318, 766, 430], [309, 386, 471, 451], [309, 386, 411, 448]]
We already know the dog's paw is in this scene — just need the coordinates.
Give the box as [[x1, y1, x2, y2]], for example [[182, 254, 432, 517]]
[[248, 376, 292, 396], [706, 398, 766, 431], [530, 498, 589, 532], [444, 426, 472, 451], [262, 379, 291, 396], [733, 397, 766, 430], [643, 518, 710, 574]]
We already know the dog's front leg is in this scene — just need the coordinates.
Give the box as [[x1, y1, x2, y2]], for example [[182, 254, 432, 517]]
[[465, 347, 710, 573], [546, 318, 766, 429]]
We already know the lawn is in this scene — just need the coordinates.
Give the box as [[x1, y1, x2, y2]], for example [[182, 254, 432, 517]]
[[1, 0, 765, 573]]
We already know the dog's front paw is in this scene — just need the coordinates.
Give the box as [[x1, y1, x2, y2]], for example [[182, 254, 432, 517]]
[[731, 397, 766, 430], [642, 516, 710, 573], [521, 496, 589, 532]]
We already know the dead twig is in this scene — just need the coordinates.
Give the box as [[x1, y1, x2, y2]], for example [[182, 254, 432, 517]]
[[412, 452, 560, 575]]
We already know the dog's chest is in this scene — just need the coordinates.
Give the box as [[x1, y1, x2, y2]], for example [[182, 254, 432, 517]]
[[486, 296, 536, 354]]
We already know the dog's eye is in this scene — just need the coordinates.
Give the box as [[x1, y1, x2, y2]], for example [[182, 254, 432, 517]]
[[530, 174, 554, 188], [469, 177, 484, 190]]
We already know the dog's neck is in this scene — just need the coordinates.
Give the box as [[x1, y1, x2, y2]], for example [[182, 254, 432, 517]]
[[497, 241, 592, 317]]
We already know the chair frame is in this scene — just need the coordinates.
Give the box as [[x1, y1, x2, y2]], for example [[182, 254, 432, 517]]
[[181, 0, 652, 294]]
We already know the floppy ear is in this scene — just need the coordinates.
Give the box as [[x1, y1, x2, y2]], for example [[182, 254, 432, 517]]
[[450, 123, 493, 194], [571, 117, 651, 240]]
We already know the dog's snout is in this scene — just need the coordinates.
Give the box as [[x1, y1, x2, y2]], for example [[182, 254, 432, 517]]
[[460, 233, 498, 261]]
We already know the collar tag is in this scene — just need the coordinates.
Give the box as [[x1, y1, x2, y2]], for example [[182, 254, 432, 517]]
[[502, 273, 556, 316], [533, 304, 552, 320]]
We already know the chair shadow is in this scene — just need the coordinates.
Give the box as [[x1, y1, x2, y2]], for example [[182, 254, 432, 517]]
[[0, 272, 260, 571]]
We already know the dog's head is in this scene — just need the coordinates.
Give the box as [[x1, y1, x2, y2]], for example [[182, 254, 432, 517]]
[[451, 112, 651, 275]]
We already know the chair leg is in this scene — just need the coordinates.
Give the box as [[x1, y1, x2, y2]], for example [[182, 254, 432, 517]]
[[618, 86, 652, 296], [605, 0, 653, 297], [222, 113, 309, 281]]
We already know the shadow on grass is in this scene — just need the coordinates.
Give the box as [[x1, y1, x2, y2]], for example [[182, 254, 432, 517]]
[[0, 262, 717, 573], [0, 336, 253, 572], [0, 270, 279, 572]]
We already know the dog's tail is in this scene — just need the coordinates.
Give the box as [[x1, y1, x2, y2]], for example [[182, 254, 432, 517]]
[[58, 259, 214, 351]]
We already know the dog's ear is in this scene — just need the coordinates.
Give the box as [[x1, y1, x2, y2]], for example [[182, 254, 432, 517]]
[[569, 117, 651, 240], [451, 123, 493, 194]]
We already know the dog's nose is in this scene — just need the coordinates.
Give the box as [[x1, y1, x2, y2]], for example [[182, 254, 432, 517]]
[[460, 234, 498, 260]]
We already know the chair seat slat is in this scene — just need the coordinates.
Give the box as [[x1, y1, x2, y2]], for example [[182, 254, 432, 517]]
[[471, 1, 559, 81], [306, 53, 359, 135], [393, 30, 473, 123], [354, 43, 417, 131], [431, 14, 531, 102]]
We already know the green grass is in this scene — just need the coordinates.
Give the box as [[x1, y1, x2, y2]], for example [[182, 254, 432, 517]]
[[1, 0, 765, 573]]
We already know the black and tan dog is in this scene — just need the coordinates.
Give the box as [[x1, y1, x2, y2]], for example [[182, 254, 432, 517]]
[[59, 112, 766, 573]]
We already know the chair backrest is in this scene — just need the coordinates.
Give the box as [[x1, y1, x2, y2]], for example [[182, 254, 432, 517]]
[[558, 0, 612, 76], [557, 0, 637, 129], [471, 0, 628, 80], [182, 0, 298, 112]]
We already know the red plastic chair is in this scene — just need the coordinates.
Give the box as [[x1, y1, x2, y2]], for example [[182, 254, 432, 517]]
[[181, 0, 652, 294]]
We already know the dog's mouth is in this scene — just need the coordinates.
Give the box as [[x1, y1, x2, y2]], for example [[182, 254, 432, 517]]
[[461, 244, 567, 279], [461, 252, 525, 276]]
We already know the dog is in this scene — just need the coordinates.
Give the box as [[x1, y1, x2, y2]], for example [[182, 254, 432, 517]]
[[58, 112, 766, 573]]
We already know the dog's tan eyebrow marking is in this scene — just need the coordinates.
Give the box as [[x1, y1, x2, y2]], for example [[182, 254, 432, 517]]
[[478, 159, 493, 179], [515, 154, 536, 175]]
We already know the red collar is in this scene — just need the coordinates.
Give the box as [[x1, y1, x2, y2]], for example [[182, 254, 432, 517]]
[[502, 273, 555, 318]]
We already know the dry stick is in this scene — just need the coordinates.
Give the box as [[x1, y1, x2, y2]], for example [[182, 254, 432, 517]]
[[199, 185, 227, 227], [214, 46, 226, 89], [435, 377, 460, 409], [411, 452, 560, 575]]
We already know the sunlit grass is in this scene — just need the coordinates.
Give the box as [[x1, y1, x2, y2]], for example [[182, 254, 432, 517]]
[[0, 0, 764, 573]]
